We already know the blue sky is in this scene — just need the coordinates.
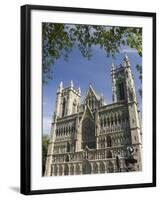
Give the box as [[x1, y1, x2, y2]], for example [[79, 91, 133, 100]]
[[43, 41, 142, 135]]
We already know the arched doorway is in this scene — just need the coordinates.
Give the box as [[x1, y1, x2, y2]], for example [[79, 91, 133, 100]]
[[82, 160, 91, 174], [70, 164, 74, 175], [64, 164, 69, 175], [107, 161, 114, 173], [54, 165, 57, 176], [76, 164, 81, 175], [65, 154, 69, 162], [59, 165, 62, 176], [99, 162, 105, 173], [92, 162, 98, 174]]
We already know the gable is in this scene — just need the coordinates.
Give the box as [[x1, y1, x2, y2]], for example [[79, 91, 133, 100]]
[[85, 85, 100, 101], [84, 105, 94, 120]]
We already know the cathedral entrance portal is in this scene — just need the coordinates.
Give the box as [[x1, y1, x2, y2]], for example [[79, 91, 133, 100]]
[[82, 160, 91, 174], [64, 164, 69, 175]]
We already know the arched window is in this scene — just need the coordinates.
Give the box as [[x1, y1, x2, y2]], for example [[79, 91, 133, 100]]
[[63, 126, 65, 135], [72, 99, 77, 114], [107, 150, 112, 158], [111, 116, 114, 125], [68, 126, 71, 134], [82, 117, 96, 149], [102, 138, 105, 148], [107, 136, 112, 147], [89, 99, 91, 108], [56, 129, 58, 136], [62, 98, 66, 117], [60, 128, 63, 136], [118, 82, 125, 100], [57, 130, 59, 137], [66, 142, 70, 152], [118, 114, 121, 124], [116, 156, 120, 171], [92, 98, 95, 109], [107, 161, 114, 173], [107, 117, 110, 127], [115, 115, 117, 125], [100, 117, 103, 127], [66, 126, 68, 134], [65, 154, 69, 162], [104, 117, 106, 127], [71, 126, 75, 132]]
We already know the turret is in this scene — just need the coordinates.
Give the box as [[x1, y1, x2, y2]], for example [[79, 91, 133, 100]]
[[100, 92, 105, 106], [57, 81, 63, 93], [78, 86, 81, 94], [54, 81, 63, 119], [111, 62, 117, 102], [70, 80, 74, 88], [123, 54, 137, 103], [123, 53, 131, 68]]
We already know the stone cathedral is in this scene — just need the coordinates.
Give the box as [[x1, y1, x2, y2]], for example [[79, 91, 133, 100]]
[[45, 54, 142, 176]]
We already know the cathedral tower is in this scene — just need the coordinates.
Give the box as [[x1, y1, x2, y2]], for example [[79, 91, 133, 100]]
[[111, 54, 142, 170], [54, 80, 81, 119], [111, 54, 137, 103]]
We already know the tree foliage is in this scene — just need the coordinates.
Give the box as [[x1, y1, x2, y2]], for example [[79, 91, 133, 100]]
[[42, 23, 142, 84], [42, 134, 49, 175]]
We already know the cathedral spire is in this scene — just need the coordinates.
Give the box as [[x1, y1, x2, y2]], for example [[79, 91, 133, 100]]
[[111, 62, 117, 102], [100, 92, 104, 105], [111, 62, 116, 71], [57, 81, 63, 93], [70, 80, 74, 88], [59, 81, 63, 88], [124, 53, 129, 61], [123, 53, 130, 67], [78, 86, 81, 94]]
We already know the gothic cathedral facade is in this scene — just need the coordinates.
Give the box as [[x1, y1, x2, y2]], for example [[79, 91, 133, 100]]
[[45, 54, 142, 176]]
